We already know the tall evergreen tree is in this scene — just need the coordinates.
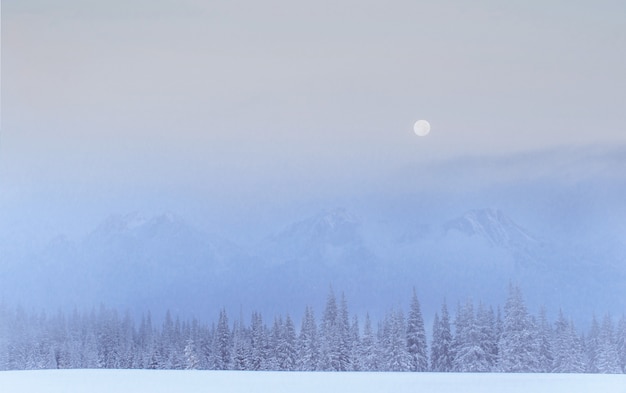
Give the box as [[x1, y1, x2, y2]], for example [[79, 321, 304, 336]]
[[267, 316, 284, 370], [382, 309, 410, 371], [498, 285, 538, 372], [430, 301, 454, 372], [585, 315, 601, 373], [596, 314, 621, 373], [184, 338, 200, 370], [337, 293, 352, 371], [360, 313, 378, 371], [452, 300, 490, 372], [616, 315, 626, 373], [406, 289, 428, 371], [319, 287, 342, 371], [552, 310, 584, 373], [349, 314, 362, 371], [279, 314, 298, 371], [536, 307, 554, 373], [213, 308, 231, 370], [231, 316, 250, 371], [249, 312, 267, 370], [476, 303, 498, 371], [297, 306, 318, 371]]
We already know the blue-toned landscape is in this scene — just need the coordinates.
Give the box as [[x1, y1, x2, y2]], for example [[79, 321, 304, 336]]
[[2, 0, 626, 390]]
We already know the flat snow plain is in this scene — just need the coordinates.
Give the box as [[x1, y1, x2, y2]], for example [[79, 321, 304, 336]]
[[1, 370, 625, 393]]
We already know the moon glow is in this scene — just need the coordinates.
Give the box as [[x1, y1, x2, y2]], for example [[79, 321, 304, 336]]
[[413, 120, 431, 136]]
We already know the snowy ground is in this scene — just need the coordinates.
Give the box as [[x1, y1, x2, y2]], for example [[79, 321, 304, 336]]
[[1, 370, 626, 393]]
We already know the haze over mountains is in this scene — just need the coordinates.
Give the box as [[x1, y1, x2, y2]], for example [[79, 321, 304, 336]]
[[1, 147, 625, 328], [2, 201, 624, 327]]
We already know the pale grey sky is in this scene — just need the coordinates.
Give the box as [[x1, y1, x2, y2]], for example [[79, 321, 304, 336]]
[[1, 0, 625, 238]]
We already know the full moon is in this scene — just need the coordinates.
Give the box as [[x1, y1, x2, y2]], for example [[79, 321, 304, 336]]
[[413, 120, 431, 136]]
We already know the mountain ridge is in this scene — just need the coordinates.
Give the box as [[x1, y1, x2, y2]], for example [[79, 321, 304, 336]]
[[1, 206, 624, 325]]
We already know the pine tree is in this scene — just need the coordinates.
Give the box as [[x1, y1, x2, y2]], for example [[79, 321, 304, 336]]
[[585, 315, 601, 373], [596, 314, 621, 373], [406, 289, 428, 371], [552, 310, 584, 373], [498, 285, 538, 372], [319, 287, 341, 371], [184, 338, 200, 370], [476, 303, 498, 371], [137, 312, 155, 369], [278, 314, 297, 371], [267, 316, 283, 370], [430, 301, 453, 372], [297, 306, 318, 371], [382, 309, 410, 371], [349, 314, 362, 371], [231, 317, 250, 371], [452, 300, 490, 372], [213, 308, 231, 370], [249, 312, 267, 371], [198, 323, 215, 369], [536, 307, 554, 373], [616, 315, 626, 373], [96, 306, 123, 369], [360, 313, 378, 371]]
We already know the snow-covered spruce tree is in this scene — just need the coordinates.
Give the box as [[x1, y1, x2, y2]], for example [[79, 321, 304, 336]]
[[536, 307, 554, 373], [281, 314, 298, 371], [136, 312, 155, 369], [430, 313, 441, 370], [585, 315, 601, 373], [596, 314, 621, 373], [616, 315, 626, 373], [476, 303, 498, 371], [267, 316, 284, 370], [452, 300, 490, 372], [184, 338, 200, 370], [350, 314, 362, 371], [159, 311, 183, 369], [119, 311, 137, 369], [213, 308, 232, 370], [430, 301, 453, 372], [319, 287, 341, 371], [96, 306, 123, 369], [80, 310, 100, 369], [360, 313, 378, 371], [498, 284, 539, 372], [198, 323, 215, 369], [249, 312, 268, 370], [337, 293, 352, 371], [382, 309, 410, 371], [47, 311, 71, 369], [269, 314, 298, 370], [231, 317, 250, 371], [552, 310, 584, 373], [296, 305, 319, 371], [406, 289, 428, 372]]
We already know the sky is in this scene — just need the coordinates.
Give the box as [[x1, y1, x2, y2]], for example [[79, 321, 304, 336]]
[[1, 0, 626, 241]]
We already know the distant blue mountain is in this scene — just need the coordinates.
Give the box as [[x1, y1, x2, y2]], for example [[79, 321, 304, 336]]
[[2, 205, 624, 325]]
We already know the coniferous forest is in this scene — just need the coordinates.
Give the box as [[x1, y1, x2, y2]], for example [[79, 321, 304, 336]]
[[1, 285, 625, 373]]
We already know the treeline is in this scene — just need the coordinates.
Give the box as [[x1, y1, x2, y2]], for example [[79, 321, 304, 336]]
[[1, 285, 625, 373]]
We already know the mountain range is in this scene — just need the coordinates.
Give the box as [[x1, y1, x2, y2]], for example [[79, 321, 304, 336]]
[[1, 206, 624, 326]]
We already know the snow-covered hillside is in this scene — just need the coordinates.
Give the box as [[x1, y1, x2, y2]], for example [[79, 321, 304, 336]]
[[1, 370, 625, 393]]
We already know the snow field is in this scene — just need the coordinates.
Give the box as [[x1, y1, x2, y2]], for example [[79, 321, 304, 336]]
[[1, 370, 626, 393]]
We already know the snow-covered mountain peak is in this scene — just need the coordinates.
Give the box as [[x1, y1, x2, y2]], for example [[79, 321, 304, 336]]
[[279, 207, 361, 243], [95, 212, 149, 235], [92, 212, 190, 236], [317, 207, 360, 230], [444, 208, 538, 248]]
